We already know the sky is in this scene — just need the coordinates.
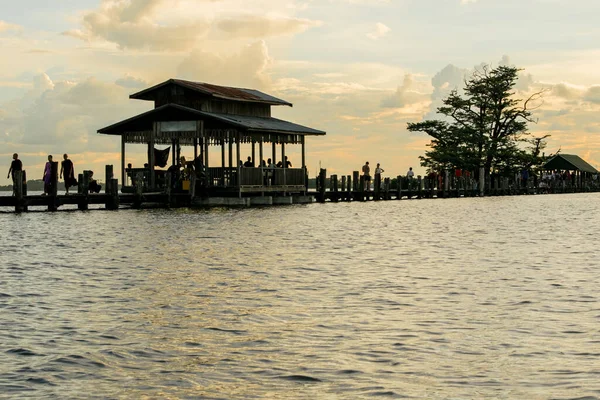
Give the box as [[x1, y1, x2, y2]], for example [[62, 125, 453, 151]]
[[2, 0, 600, 184]]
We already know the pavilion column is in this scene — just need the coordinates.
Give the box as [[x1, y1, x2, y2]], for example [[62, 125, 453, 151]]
[[204, 141, 209, 169], [282, 141, 286, 191], [236, 134, 241, 196], [272, 142, 277, 165], [228, 138, 233, 169], [301, 135, 306, 191], [259, 138, 264, 167], [171, 139, 176, 166], [194, 138, 198, 160], [176, 140, 181, 165], [301, 136, 306, 169], [149, 122, 156, 189], [252, 140, 256, 166], [121, 135, 126, 189], [221, 138, 226, 186]]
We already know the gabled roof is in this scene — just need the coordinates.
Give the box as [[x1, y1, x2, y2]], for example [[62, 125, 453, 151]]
[[129, 79, 293, 107], [97, 103, 325, 136], [543, 154, 599, 173]]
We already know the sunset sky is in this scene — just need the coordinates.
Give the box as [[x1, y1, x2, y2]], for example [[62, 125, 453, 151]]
[[2, 0, 600, 184]]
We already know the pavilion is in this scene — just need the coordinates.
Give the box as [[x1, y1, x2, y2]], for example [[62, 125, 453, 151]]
[[98, 79, 325, 198]]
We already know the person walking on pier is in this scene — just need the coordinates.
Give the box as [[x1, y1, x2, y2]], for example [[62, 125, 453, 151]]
[[7, 153, 22, 195], [60, 154, 77, 195], [362, 161, 371, 191], [407, 167, 414, 179], [42, 155, 53, 195]]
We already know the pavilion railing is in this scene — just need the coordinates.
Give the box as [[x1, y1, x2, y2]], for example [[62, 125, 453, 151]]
[[273, 168, 305, 186]]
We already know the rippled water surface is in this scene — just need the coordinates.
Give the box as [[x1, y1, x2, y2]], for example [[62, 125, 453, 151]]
[[1, 194, 600, 399]]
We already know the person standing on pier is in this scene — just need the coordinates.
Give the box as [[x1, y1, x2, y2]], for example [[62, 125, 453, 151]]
[[362, 161, 371, 191], [375, 163, 384, 176], [407, 167, 414, 179], [60, 154, 77, 195], [7, 153, 22, 195], [42, 155, 53, 195]]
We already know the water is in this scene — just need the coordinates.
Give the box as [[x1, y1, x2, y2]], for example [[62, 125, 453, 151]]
[[1, 194, 600, 399]]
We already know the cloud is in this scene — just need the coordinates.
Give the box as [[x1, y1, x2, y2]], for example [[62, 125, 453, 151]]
[[0, 74, 147, 153], [460, 0, 478, 4], [553, 83, 582, 100], [367, 23, 391, 40], [63, 0, 211, 51], [0, 20, 22, 34], [115, 75, 148, 89], [583, 86, 600, 104], [381, 74, 429, 108], [216, 14, 321, 38], [177, 40, 272, 89], [64, 0, 322, 52]]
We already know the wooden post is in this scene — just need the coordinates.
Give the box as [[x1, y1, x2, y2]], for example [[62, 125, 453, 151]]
[[352, 171, 359, 200], [22, 170, 28, 212], [397, 175, 402, 200], [121, 135, 126, 192], [407, 176, 413, 199], [318, 168, 326, 202], [478, 167, 485, 197], [48, 162, 58, 211], [14, 170, 23, 213], [149, 123, 156, 190], [221, 138, 226, 186], [341, 175, 346, 200], [359, 175, 365, 201], [107, 179, 119, 210], [194, 137, 198, 160], [133, 172, 143, 208], [78, 171, 90, 211], [281, 141, 286, 192], [331, 174, 338, 202], [301, 136, 306, 170], [347, 175, 352, 201], [417, 176, 423, 199], [105, 165, 114, 193], [374, 173, 381, 200], [384, 177, 391, 200], [443, 170, 449, 198], [251, 140, 256, 166], [272, 142, 277, 165], [236, 134, 241, 197], [165, 173, 172, 208]]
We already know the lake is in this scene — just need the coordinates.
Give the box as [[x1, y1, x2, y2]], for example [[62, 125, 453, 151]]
[[1, 194, 599, 399]]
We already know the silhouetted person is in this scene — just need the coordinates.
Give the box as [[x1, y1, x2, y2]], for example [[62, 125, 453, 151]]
[[244, 156, 254, 167], [42, 155, 53, 195], [362, 161, 371, 191], [60, 154, 77, 194], [285, 156, 292, 168], [7, 153, 22, 195], [88, 171, 101, 193]]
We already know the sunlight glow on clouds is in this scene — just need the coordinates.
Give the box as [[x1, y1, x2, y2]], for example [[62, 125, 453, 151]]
[[367, 23, 391, 40]]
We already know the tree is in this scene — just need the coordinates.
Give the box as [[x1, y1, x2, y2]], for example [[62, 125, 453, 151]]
[[408, 65, 547, 177]]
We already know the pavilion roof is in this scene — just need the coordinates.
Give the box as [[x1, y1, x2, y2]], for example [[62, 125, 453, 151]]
[[543, 154, 599, 173], [97, 103, 325, 137], [130, 79, 293, 107]]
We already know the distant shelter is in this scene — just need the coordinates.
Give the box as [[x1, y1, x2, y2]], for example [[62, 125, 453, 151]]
[[543, 154, 599, 175], [98, 79, 325, 197]]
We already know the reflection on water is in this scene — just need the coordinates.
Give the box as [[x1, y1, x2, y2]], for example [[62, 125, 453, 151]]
[[1, 194, 600, 399]]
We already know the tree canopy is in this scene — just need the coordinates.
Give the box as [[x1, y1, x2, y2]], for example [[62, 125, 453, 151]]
[[408, 65, 548, 176]]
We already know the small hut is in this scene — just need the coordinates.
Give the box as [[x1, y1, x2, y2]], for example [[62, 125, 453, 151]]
[[543, 154, 598, 174], [98, 79, 325, 198]]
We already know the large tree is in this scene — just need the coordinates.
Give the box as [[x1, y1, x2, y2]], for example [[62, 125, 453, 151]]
[[408, 65, 546, 176]]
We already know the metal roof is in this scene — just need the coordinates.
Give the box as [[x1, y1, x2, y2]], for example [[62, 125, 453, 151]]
[[97, 103, 325, 136], [543, 154, 599, 174], [129, 79, 293, 107]]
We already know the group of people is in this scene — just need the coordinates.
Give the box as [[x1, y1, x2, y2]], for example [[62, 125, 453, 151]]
[[242, 156, 292, 169], [360, 161, 414, 190], [6, 153, 101, 196]]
